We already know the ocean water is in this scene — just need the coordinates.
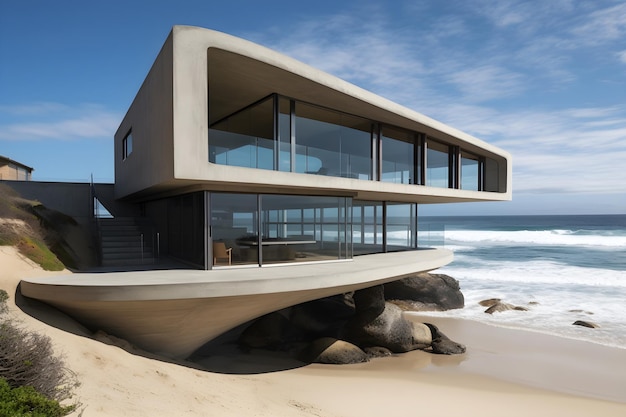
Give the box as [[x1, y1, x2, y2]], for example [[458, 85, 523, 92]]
[[416, 215, 626, 349]]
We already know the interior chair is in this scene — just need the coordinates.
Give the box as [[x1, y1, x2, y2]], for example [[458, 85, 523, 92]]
[[213, 242, 232, 265]]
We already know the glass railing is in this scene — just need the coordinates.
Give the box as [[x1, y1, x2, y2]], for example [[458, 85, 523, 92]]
[[417, 222, 446, 248]]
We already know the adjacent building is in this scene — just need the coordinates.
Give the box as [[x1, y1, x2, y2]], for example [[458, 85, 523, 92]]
[[0, 155, 33, 181]]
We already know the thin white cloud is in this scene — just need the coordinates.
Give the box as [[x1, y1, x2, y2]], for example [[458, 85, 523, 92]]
[[444, 65, 525, 102], [0, 103, 119, 141], [572, 2, 626, 44], [618, 50, 626, 64], [250, 4, 626, 197]]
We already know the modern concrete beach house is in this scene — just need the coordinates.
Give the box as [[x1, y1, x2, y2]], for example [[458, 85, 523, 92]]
[[20, 26, 511, 358]]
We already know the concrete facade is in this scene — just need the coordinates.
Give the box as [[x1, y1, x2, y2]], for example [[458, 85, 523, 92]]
[[114, 26, 511, 203]]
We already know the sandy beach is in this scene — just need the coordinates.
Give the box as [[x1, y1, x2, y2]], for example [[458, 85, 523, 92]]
[[1, 245, 625, 416]]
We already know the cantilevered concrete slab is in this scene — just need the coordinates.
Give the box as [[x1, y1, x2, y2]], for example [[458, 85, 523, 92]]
[[21, 249, 452, 359]]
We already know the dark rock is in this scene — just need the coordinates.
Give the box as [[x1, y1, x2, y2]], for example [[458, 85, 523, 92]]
[[353, 286, 386, 319], [431, 339, 467, 355], [302, 337, 369, 364], [424, 323, 466, 355], [484, 302, 528, 314], [573, 320, 599, 329], [344, 302, 421, 353], [363, 346, 393, 358], [239, 312, 297, 350], [484, 302, 514, 314], [384, 273, 464, 311], [290, 293, 355, 337], [479, 298, 501, 307]]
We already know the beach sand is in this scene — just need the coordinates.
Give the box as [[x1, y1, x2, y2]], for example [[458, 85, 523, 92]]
[[1, 245, 625, 416]]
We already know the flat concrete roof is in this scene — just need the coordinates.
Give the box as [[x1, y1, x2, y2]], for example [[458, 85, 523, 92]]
[[21, 249, 452, 358]]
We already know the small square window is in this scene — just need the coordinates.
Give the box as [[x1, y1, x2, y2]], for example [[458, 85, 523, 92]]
[[123, 131, 133, 160]]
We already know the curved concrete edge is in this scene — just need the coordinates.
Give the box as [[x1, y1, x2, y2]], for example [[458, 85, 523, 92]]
[[20, 250, 452, 358]]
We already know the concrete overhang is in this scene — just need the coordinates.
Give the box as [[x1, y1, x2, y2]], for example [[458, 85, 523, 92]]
[[20, 249, 452, 359], [115, 26, 511, 201]]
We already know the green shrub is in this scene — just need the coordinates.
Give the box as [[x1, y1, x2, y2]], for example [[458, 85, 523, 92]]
[[16, 236, 64, 271], [0, 379, 73, 417]]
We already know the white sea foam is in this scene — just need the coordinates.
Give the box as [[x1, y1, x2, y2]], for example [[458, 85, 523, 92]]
[[444, 229, 626, 248], [441, 257, 626, 287], [432, 256, 626, 349]]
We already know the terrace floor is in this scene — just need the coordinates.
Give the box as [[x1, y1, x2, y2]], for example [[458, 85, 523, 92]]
[[20, 249, 453, 359]]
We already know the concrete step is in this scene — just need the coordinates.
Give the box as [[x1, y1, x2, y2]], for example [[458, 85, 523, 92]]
[[101, 258, 156, 267], [99, 217, 157, 267], [102, 235, 146, 245]]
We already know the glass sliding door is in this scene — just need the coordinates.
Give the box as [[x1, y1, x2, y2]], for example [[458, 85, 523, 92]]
[[210, 193, 351, 267], [352, 201, 384, 255], [210, 193, 259, 266], [261, 195, 351, 264]]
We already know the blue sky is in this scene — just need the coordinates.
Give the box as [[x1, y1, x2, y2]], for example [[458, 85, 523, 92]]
[[1, 0, 625, 215]]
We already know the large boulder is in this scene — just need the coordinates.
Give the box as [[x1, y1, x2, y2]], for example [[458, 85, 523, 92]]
[[344, 301, 424, 353], [239, 311, 299, 350], [384, 273, 464, 311], [289, 293, 355, 337], [352, 286, 385, 319], [301, 337, 368, 364]]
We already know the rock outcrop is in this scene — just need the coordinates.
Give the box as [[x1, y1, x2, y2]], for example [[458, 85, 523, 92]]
[[344, 298, 425, 353], [238, 280, 467, 364], [384, 273, 464, 311], [300, 337, 369, 364], [480, 298, 528, 314]]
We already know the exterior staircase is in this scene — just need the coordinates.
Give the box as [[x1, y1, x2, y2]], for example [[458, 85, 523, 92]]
[[99, 217, 155, 267]]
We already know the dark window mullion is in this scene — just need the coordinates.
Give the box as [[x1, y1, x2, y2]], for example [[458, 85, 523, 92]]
[[382, 202, 387, 252], [290, 100, 296, 172]]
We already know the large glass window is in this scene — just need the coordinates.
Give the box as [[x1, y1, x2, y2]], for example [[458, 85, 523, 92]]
[[381, 127, 414, 184], [210, 193, 351, 266], [278, 97, 291, 172], [426, 139, 450, 188], [461, 152, 480, 191], [295, 103, 372, 179], [207, 94, 502, 194], [209, 96, 275, 169]]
